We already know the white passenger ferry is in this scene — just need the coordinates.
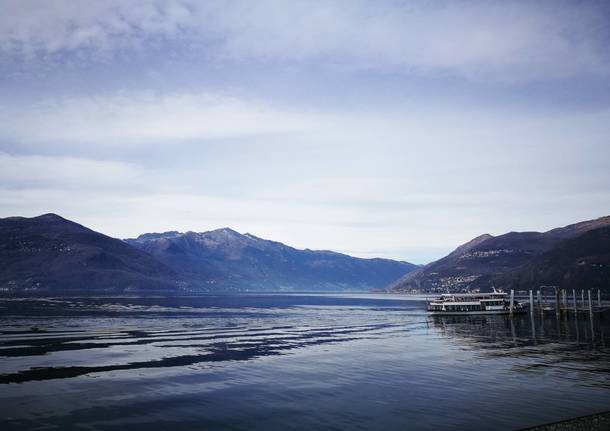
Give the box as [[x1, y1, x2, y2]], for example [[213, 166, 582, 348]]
[[427, 290, 526, 315]]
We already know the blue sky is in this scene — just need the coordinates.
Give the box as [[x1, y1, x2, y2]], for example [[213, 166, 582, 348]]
[[1, 0, 610, 263]]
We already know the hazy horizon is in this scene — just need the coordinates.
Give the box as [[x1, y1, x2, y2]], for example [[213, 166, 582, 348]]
[[2, 0, 610, 264]]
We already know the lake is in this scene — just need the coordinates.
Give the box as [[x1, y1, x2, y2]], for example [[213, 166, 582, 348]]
[[1, 294, 609, 430]]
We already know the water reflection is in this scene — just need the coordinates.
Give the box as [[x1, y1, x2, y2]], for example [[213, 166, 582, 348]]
[[432, 312, 608, 347], [0, 322, 405, 384], [0, 296, 415, 385], [1, 296, 610, 431], [432, 312, 610, 388]]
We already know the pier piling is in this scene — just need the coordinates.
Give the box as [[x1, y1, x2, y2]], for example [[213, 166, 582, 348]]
[[562, 289, 567, 312], [555, 288, 560, 316], [588, 289, 593, 315], [537, 290, 542, 312], [529, 290, 534, 314], [598, 289, 602, 308], [572, 289, 577, 315], [510, 289, 514, 316]]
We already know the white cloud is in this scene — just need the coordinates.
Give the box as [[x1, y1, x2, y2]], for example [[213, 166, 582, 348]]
[[0, 0, 193, 56], [1, 1, 608, 82], [0, 92, 316, 146], [1, 99, 608, 263], [204, 0, 610, 82], [1, 2, 609, 264], [0, 152, 143, 189], [5, 87, 610, 159]]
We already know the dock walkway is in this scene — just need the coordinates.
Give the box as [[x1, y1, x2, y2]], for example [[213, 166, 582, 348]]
[[514, 287, 609, 316]]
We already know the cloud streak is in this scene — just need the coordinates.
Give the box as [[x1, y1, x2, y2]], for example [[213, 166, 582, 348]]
[[2, 1, 609, 82], [0, 152, 143, 189], [205, 0, 610, 82], [0, 0, 192, 57], [0, 92, 315, 147]]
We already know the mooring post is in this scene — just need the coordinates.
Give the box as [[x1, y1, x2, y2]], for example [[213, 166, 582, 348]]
[[530, 311, 537, 343], [581, 289, 585, 311], [588, 289, 593, 315], [510, 289, 514, 316], [590, 312, 596, 343], [537, 290, 542, 312], [555, 288, 560, 316], [598, 289, 602, 308], [572, 289, 577, 315], [529, 290, 534, 314], [562, 289, 567, 312]]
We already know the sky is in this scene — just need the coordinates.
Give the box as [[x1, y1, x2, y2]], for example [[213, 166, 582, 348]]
[[1, 0, 610, 264]]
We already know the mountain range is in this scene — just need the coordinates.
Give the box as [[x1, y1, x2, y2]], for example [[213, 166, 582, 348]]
[[124, 228, 417, 291], [0, 214, 417, 295], [3, 213, 609, 296], [389, 215, 610, 293]]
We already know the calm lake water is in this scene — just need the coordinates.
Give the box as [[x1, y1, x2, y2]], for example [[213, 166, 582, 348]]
[[1, 294, 609, 430]]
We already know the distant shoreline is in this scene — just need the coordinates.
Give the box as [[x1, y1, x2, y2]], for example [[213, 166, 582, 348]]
[[0, 291, 428, 299]]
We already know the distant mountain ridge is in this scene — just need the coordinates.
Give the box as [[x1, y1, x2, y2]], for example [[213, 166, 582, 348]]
[[125, 228, 418, 291], [0, 214, 417, 295], [389, 216, 610, 293], [0, 214, 180, 294], [493, 225, 610, 291]]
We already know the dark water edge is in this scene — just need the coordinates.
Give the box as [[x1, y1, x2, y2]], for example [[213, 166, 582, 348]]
[[1, 294, 610, 431]]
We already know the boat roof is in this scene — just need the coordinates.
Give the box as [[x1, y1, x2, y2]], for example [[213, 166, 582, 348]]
[[440, 292, 506, 297], [438, 301, 487, 305]]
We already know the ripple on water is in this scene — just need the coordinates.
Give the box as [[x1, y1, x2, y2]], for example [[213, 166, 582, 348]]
[[0, 295, 610, 430]]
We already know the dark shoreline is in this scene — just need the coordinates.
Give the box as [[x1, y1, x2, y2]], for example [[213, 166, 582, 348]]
[[520, 411, 610, 431]]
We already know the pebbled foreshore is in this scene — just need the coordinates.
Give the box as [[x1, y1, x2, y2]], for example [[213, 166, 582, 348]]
[[520, 411, 610, 431]]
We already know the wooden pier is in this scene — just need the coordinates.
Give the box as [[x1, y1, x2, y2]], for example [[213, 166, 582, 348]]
[[513, 287, 610, 316]]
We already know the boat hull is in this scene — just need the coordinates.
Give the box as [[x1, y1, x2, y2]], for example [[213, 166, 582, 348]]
[[428, 309, 527, 316]]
